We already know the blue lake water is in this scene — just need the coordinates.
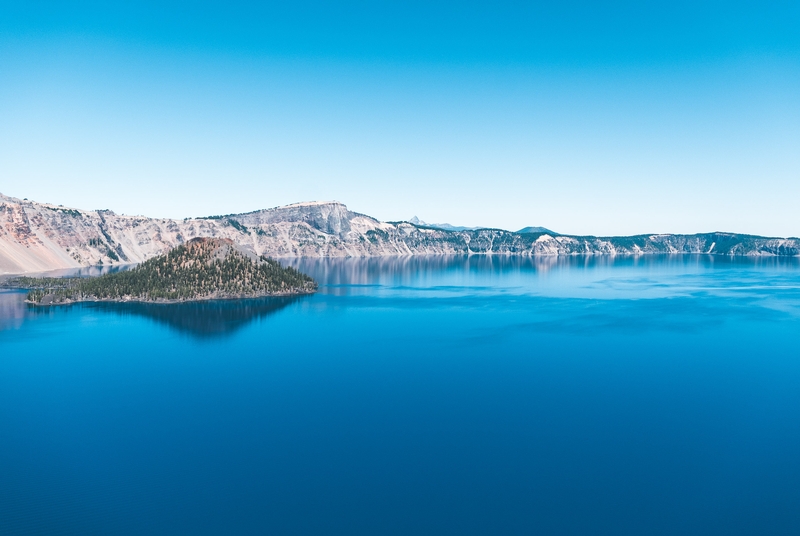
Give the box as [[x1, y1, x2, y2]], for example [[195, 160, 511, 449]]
[[2, 255, 800, 535]]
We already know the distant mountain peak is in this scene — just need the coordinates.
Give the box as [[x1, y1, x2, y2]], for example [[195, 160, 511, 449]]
[[408, 216, 483, 232], [517, 226, 556, 235]]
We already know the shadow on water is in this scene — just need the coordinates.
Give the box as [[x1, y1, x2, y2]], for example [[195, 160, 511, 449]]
[[92, 296, 305, 338]]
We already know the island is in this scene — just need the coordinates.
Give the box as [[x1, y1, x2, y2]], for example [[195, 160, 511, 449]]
[[13, 237, 317, 305]]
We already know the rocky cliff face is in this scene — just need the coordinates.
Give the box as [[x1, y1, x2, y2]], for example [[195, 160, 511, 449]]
[[1, 192, 798, 274]]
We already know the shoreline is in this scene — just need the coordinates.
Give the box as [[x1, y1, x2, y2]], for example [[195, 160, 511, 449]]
[[25, 288, 317, 307], [4, 251, 800, 278]]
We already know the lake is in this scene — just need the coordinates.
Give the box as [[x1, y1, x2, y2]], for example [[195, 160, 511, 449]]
[[2, 255, 800, 535]]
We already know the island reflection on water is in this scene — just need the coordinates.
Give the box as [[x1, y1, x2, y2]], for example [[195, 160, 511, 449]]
[[0, 291, 303, 338], [98, 297, 303, 337]]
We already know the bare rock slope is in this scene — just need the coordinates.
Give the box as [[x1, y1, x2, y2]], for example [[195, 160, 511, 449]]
[[1, 193, 798, 274]]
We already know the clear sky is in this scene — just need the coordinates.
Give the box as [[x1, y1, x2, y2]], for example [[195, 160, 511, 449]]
[[1, 1, 799, 236]]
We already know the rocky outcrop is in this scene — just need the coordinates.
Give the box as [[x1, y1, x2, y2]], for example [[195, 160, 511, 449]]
[[1, 192, 798, 274], [230, 201, 367, 239]]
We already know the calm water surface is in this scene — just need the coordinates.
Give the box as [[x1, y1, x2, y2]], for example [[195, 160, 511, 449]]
[[1, 255, 800, 535]]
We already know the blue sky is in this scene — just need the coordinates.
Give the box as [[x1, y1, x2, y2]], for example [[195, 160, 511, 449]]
[[1, 1, 799, 235]]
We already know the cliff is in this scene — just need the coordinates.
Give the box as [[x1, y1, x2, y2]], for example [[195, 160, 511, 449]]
[[1, 192, 798, 274]]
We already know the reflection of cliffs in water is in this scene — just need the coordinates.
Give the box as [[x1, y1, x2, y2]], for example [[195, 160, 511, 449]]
[[0, 291, 28, 331], [288, 254, 800, 295], [96, 296, 303, 338], [288, 255, 564, 291]]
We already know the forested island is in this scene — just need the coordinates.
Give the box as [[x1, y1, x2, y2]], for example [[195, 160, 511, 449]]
[[10, 238, 317, 305]]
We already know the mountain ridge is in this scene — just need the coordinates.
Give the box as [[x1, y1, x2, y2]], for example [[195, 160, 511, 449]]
[[1, 193, 798, 274]]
